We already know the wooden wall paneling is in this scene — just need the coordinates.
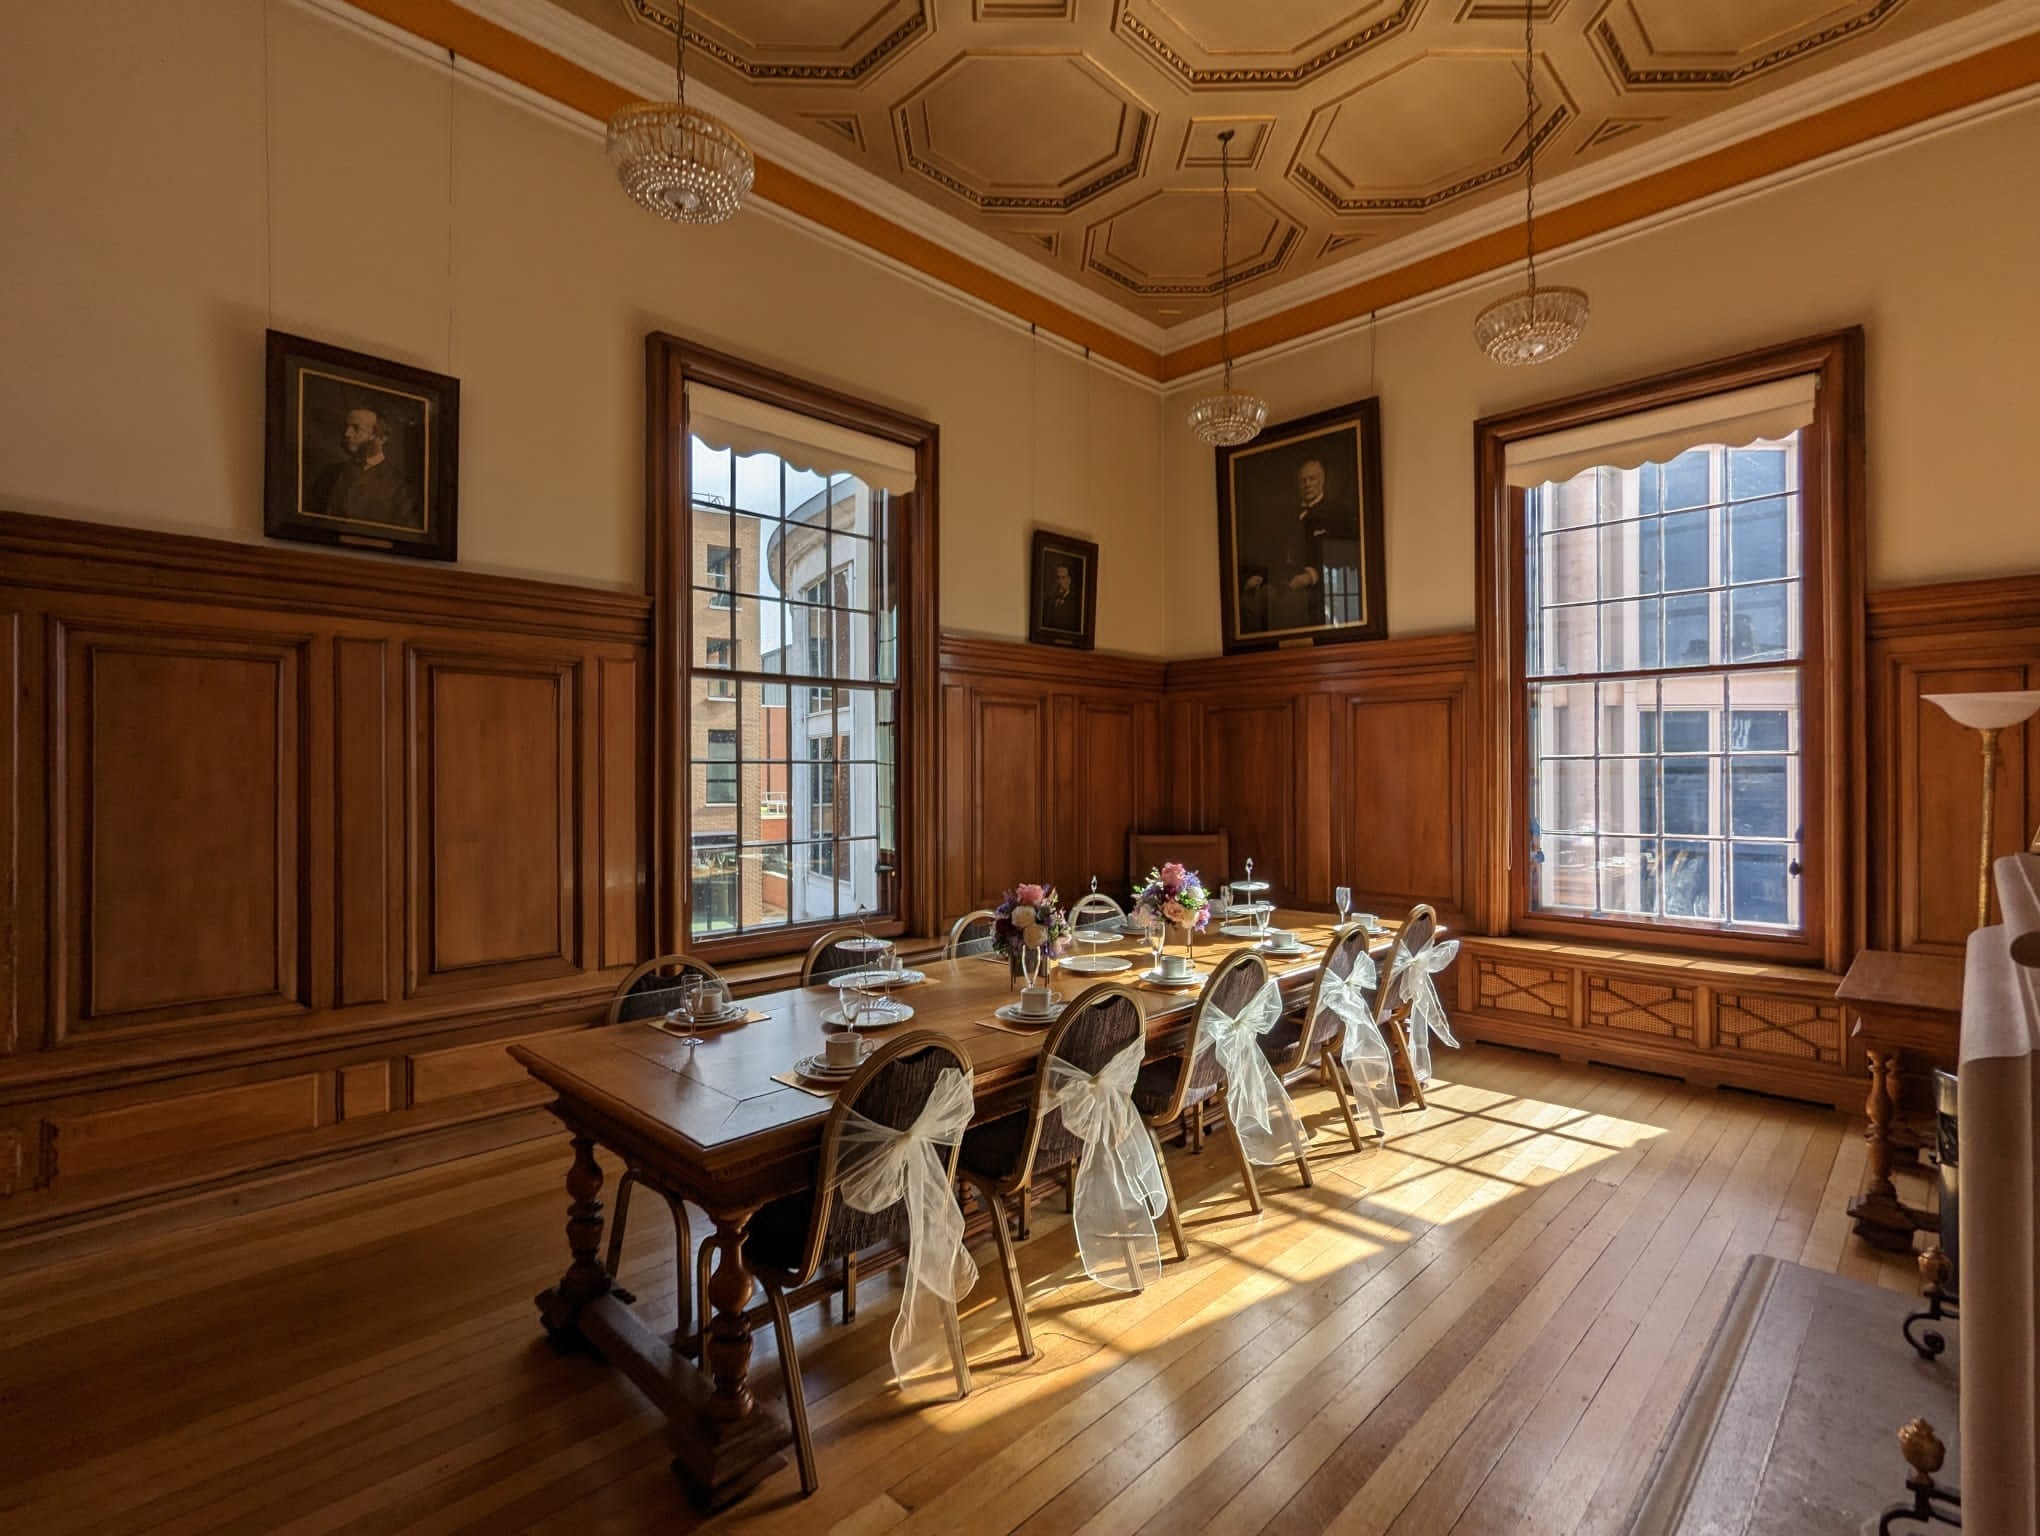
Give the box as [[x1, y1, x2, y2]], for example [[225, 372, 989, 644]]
[[1342, 680, 1470, 926], [1294, 692, 1335, 908], [1048, 693, 1081, 894], [1201, 702, 1293, 894], [338, 1060, 392, 1119], [47, 1073, 326, 1184], [57, 622, 312, 1040], [971, 692, 1047, 902], [333, 638, 390, 1006], [596, 656, 643, 969], [408, 1030, 571, 1106], [1073, 700, 1141, 896], [406, 648, 581, 993], [939, 681, 973, 919], [0, 607, 17, 1054]]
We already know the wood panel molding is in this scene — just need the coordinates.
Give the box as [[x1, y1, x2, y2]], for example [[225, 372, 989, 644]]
[[0, 513, 644, 1240]]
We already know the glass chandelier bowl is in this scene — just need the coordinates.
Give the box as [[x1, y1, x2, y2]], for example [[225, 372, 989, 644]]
[[607, 2, 753, 226], [1187, 390, 1269, 447], [607, 102, 754, 224], [1474, 283, 1591, 367]]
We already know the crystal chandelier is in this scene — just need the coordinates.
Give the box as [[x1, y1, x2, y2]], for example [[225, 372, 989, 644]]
[[1187, 130, 1268, 446], [1474, 3, 1587, 366], [607, 0, 754, 225]]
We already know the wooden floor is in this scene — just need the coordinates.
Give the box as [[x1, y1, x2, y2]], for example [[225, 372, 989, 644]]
[[0, 1044, 1922, 1536]]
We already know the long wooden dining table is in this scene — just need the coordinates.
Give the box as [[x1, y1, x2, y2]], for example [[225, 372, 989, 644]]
[[510, 909, 1384, 1508]]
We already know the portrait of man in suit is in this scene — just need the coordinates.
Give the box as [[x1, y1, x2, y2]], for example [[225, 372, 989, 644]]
[[1220, 401, 1385, 652], [307, 402, 423, 531], [1028, 531, 1098, 650]]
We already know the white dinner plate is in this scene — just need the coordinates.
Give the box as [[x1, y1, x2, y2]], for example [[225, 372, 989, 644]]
[[830, 968, 927, 989], [662, 1003, 746, 1029], [1058, 954, 1133, 975], [994, 1002, 1064, 1025], [1138, 968, 1203, 988], [819, 1002, 916, 1030]]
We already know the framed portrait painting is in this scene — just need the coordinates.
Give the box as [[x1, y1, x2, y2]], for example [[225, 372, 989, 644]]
[[263, 330, 459, 560], [1215, 396, 1386, 654], [1027, 528, 1098, 650]]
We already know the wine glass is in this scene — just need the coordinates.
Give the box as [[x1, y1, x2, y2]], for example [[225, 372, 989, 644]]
[[1144, 911, 1166, 975], [1019, 943, 1043, 990], [1335, 886, 1352, 926], [666, 973, 707, 1048]]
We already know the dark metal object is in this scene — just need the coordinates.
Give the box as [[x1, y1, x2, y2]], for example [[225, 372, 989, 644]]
[[1934, 1068, 1959, 1281], [1902, 1248, 1960, 1360], [1877, 1417, 1961, 1532]]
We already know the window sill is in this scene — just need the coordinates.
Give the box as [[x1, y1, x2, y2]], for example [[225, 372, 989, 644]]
[[1462, 933, 1840, 990]]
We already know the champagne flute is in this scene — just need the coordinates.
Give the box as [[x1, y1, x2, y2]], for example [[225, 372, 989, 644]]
[[1335, 885, 1352, 926], [1145, 910, 1165, 975]]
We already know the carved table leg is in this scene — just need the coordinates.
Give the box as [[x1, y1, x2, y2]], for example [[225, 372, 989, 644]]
[[1851, 1047, 1939, 1252], [703, 1207, 759, 1422], [536, 1135, 612, 1342]]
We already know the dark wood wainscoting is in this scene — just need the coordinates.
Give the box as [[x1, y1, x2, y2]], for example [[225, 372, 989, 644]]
[[1867, 575, 2040, 954], [1163, 634, 1480, 928], [937, 635, 1167, 915], [0, 512, 650, 1244]]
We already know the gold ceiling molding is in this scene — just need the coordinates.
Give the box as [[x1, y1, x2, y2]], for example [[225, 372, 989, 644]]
[[334, 0, 2040, 384]]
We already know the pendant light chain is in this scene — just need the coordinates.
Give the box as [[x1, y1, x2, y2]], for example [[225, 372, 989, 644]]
[[1218, 129, 1236, 389], [1520, 0, 1537, 293], [675, 0, 688, 107]]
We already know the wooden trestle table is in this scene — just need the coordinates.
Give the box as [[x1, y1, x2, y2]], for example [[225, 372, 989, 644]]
[[510, 909, 1388, 1508]]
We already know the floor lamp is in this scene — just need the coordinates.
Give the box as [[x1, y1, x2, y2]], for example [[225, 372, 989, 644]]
[[1923, 690, 2040, 928]]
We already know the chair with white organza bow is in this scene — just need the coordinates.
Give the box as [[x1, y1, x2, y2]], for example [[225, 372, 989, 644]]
[[1374, 904, 1461, 1110], [1132, 951, 1305, 1257], [743, 1032, 1016, 1495], [1257, 923, 1388, 1152], [959, 984, 1163, 1329]]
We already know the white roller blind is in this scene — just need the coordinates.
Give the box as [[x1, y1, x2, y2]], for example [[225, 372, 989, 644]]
[[1503, 373, 1818, 488], [687, 383, 918, 495]]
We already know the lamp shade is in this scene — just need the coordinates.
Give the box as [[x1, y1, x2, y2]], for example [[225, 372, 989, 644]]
[[1924, 691, 2040, 731]]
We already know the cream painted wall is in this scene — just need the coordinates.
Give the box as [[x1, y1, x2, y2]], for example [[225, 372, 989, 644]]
[[1162, 96, 2040, 657], [0, 0, 1167, 653]]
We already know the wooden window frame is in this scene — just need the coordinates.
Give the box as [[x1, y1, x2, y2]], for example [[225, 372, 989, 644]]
[[647, 334, 939, 963], [1474, 330, 1865, 970]]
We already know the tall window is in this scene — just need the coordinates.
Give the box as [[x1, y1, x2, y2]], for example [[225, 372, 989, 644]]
[[1524, 442, 1803, 933], [1477, 333, 1863, 968], [676, 371, 918, 950]]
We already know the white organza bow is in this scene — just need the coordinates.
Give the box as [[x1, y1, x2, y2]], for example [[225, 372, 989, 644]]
[[834, 1066, 977, 1390], [1197, 978, 1304, 1167], [1391, 939, 1462, 1084], [1318, 952, 1388, 1134], [1045, 1036, 1169, 1292]]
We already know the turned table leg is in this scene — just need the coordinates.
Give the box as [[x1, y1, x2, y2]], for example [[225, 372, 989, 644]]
[[702, 1207, 761, 1422], [1863, 1046, 1899, 1201], [537, 1135, 612, 1340]]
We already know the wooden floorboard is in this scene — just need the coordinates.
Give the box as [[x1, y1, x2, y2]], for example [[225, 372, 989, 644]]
[[0, 1046, 1918, 1536]]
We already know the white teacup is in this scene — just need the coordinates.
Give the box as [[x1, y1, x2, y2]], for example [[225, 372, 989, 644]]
[[823, 1031, 862, 1069], [1263, 927, 1297, 951], [1158, 952, 1193, 980], [1018, 984, 1056, 1016]]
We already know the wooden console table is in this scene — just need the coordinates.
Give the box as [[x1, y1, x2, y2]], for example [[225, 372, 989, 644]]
[[1836, 949, 1962, 1252]]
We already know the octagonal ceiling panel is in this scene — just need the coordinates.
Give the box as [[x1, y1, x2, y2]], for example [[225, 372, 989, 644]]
[[896, 52, 1153, 211], [533, 0, 2012, 327], [1294, 52, 1575, 215], [1085, 188, 1300, 296]]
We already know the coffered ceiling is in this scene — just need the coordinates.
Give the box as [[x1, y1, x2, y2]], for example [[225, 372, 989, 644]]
[[531, 0, 2016, 328]]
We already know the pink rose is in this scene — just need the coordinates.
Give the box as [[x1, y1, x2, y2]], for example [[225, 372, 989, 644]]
[[1016, 883, 1046, 905], [1162, 898, 1188, 925], [1159, 861, 1186, 889]]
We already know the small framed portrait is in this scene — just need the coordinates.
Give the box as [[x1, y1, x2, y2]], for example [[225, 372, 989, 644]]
[[1215, 396, 1386, 654], [264, 330, 459, 560], [1028, 528, 1098, 650]]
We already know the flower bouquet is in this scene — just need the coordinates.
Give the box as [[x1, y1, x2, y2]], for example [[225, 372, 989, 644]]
[[992, 882, 1073, 986], [1132, 862, 1210, 954]]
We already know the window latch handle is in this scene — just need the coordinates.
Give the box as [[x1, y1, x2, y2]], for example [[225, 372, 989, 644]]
[[1787, 858, 1804, 878]]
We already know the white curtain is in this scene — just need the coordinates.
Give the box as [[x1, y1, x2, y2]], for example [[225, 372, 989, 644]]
[[1502, 374, 1818, 489], [687, 383, 918, 495]]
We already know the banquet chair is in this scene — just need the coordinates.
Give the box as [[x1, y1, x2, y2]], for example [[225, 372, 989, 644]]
[[801, 925, 884, 985], [600, 954, 729, 1338], [1133, 949, 1287, 1258], [744, 1031, 1012, 1494], [1127, 830, 1230, 891], [1257, 923, 1380, 1153], [1374, 903, 1441, 1110], [944, 908, 998, 959], [958, 984, 1149, 1346]]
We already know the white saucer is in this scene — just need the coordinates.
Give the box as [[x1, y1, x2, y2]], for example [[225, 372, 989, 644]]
[[663, 1003, 746, 1029], [1218, 921, 1268, 939], [820, 1002, 916, 1030], [831, 968, 927, 989], [794, 1049, 868, 1080], [1259, 941, 1307, 958], [995, 1001, 1064, 1025], [1138, 968, 1202, 988], [1058, 954, 1132, 975]]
